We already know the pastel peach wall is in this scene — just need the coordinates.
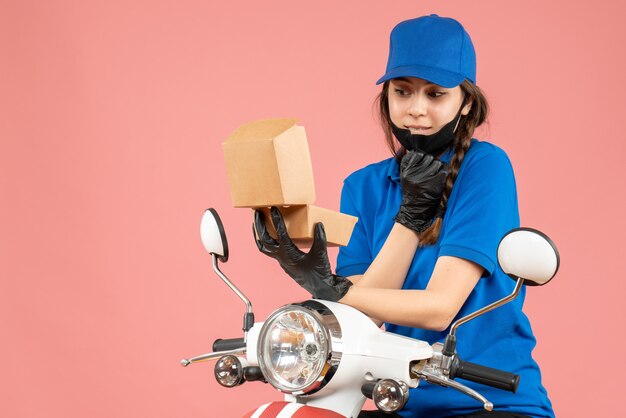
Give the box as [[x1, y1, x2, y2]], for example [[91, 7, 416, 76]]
[[2, 0, 624, 416]]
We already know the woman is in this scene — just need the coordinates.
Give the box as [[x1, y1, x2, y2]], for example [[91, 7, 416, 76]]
[[254, 15, 554, 418]]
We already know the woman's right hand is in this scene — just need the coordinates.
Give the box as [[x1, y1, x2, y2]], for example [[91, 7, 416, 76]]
[[253, 207, 353, 302], [394, 150, 448, 233]]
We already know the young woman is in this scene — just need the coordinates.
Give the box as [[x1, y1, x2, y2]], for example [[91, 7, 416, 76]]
[[254, 15, 554, 418]]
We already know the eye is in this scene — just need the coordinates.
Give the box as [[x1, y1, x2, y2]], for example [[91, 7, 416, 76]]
[[428, 91, 446, 98], [394, 88, 410, 97]]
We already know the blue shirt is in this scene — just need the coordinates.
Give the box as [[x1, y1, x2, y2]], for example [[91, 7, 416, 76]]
[[337, 140, 554, 418]]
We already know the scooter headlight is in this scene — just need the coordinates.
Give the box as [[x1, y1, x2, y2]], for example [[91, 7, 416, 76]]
[[257, 301, 342, 395]]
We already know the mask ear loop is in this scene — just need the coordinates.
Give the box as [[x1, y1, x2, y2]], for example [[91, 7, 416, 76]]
[[452, 96, 468, 134], [437, 95, 467, 222]]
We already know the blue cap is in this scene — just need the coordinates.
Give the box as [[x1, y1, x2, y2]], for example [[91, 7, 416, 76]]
[[376, 15, 476, 87]]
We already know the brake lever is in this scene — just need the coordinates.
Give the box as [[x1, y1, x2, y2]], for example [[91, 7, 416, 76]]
[[180, 347, 246, 367], [416, 368, 493, 411], [411, 342, 493, 411]]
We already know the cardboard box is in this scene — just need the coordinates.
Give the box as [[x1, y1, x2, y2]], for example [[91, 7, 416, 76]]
[[222, 118, 316, 208], [257, 205, 358, 247]]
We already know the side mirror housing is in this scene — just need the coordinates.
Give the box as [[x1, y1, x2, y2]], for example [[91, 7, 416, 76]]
[[200, 208, 229, 262], [497, 227, 559, 286]]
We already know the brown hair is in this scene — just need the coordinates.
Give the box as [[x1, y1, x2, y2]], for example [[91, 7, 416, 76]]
[[375, 80, 489, 245]]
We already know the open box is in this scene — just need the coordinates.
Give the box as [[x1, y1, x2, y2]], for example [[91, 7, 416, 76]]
[[222, 118, 315, 208], [223, 118, 358, 247], [256, 205, 358, 247]]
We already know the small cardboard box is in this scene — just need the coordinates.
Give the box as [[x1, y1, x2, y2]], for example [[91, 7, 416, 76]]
[[257, 205, 358, 247], [222, 118, 316, 208]]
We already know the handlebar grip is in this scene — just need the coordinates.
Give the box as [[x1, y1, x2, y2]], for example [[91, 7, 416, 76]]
[[212, 337, 246, 352], [451, 359, 520, 393]]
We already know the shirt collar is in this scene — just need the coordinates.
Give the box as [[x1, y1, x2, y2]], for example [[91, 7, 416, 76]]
[[387, 156, 401, 184]]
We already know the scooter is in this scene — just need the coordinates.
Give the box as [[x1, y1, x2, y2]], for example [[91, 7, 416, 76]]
[[181, 208, 559, 418]]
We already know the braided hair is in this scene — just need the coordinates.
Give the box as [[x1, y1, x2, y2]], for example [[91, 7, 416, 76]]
[[376, 80, 490, 245]]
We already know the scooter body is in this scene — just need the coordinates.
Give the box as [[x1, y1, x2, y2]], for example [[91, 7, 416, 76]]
[[182, 209, 560, 418]]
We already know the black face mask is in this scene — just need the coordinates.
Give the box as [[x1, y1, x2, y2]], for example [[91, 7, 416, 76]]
[[391, 106, 464, 157]]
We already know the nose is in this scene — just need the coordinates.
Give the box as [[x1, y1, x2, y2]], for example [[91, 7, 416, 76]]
[[408, 93, 428, 117]]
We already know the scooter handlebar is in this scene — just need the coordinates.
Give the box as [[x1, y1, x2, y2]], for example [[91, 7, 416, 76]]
[[451, 359, 520, 393], [213, 337, 246, 352]]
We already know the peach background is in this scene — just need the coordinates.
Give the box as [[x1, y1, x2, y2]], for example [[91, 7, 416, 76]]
[[1, 0, 624, 416]]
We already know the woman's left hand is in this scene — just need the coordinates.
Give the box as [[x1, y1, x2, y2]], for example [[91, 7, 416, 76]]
[[394, 150, 448, 233]]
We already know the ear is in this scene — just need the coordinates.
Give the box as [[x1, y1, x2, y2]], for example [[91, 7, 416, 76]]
[[461, 98, 473, 116]]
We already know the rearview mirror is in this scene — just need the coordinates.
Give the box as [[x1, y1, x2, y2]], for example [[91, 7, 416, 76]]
[[200, 208, 229, 262], [497, 227, 559, 286]]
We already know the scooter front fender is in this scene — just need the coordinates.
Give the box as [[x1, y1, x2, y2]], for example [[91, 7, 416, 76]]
[[243, 401, 345, 418]]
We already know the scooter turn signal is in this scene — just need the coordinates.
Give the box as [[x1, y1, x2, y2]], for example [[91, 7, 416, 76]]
[[214, 355, 245, 387]]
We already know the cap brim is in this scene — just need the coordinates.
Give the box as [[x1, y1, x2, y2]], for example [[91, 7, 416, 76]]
[[376, 64, 467, 88]]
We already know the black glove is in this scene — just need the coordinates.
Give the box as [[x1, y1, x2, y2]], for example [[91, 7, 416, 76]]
[[253, 207, 353, 302], [394, 150, 449, 233]]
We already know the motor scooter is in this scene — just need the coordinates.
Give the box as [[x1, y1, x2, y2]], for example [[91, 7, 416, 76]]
[[181, 208, 559, 418]]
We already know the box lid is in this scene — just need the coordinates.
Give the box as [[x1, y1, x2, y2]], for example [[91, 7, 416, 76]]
[[226, 118, 298, 142]]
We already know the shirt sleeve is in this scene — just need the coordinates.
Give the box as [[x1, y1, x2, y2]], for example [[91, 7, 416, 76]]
[[336, 179, 373, 277], [438, 147, 520, 277]]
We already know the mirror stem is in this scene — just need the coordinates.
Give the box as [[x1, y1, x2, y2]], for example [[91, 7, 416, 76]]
[[450, 278, 524, 338], [212, 254, 254, 341], [443, 278, 523, 356]]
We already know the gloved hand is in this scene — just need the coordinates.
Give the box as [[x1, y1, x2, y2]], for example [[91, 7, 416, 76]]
[[394, 150, 449, 233], [253, 207, 353, 301]]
